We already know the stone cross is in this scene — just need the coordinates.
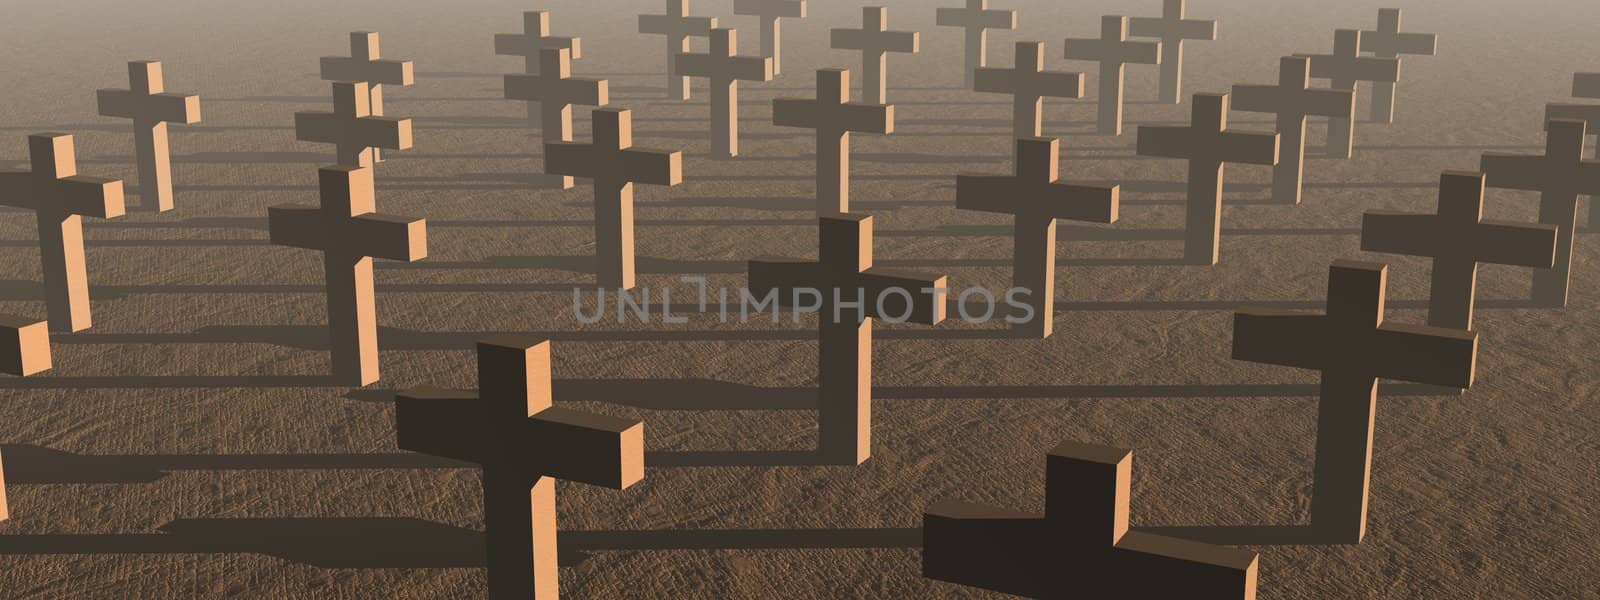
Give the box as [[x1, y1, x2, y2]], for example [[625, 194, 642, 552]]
[[1296, 30, 1398, 159], [295, 81, 413, 168], [748, 213, 946, 465], [1357, 8, 1436, 124], [505, 48, 609, 189], [830, 7, 919, 105], [395, 337, 644, 600], [95, 61, 200, 212], [1064, 16, 1161, 136], [1479, 119, 1600, 307], [924, 440, 1260, 598], [1136, 93, 1278, 265], [0, 134, 125, 333], [545, 109, 683, 290], [1545, 74, 1600, 229], [639, 0, 717, 101], [496, 11, 582, 123], [956, 138, 1118, 338], [974, 42, 1083, 144], [733, 0, 806, 76], [1362, 171, 1557, 330], [773, 69, 894, 215], [1232, 260, 1477, 543], [320, 32, 413, 164], [676, 28, 773, 157], [267, 166, 427, 386], [936, 0, 1017, 90], [1128, 0, 1216, 105], [1, 315, 51, 377], [1230, 56, 1354, 204]]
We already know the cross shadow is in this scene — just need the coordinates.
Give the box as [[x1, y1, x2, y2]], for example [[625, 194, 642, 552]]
[[0, 279, 584, 302], [645, 449, 829, 467], [49, 324, 812, 351], [1135, 524, 1350, 546], [0, 444, 464, 484], [0, 374, 342, 390]]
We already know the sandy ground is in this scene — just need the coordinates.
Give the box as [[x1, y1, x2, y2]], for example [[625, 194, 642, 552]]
[[0, 0, 1597, 597]]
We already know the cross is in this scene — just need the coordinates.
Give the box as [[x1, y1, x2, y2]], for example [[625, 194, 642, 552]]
[[267, 165, 426, 386], [830, 7, 920, 105], [675, 28, 772, 157], [773, 69, 894, 215], [1479, 119, 1600, 307], [1361, 171, 1557, 330], [1545, 73, 1600, 230], [1128, 0, 1216, 105], [95, 61, 200, 212], [395, 336, 643, 600], [935, 0, 1017, 90], [748, 213, 946, 465], [320, 32, 414, 165], [495, 11, 582, 123], [0, 134, 125, 333], [1357, 8, 1436, 124], [732, 0, 806, 76], [1233, 260, 1476, 543], [505, 48, 608, 189], [924, 440, 1260, 598], [545, 109, 683, 290], [974, 42, 1083, 144], [1230, 56, 1355, 204], [1136, 93, 1278, 265], [1, 314, 51, 377], [1064, 16, 1161, 136], [638, 0, 718, 101], [294, 81, 413, 168], [956, 138, 1118, 338], [1296, 30, 1398, 159]]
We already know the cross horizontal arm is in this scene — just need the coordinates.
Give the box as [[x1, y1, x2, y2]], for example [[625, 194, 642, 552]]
[[1544, 103, 1600, 129], [0, 172, 124, 217], [638, 14, 716, 36], [494, 34, 578, 57], [857, 269, 948, 325], [1361, 212, 1557, 268], [518, 407, 644, 489], [734, 0, 804, 18], [675, 54, 771, 82], [96, 90, 201, 124], [1231, 310, 1327, 370], [348, 213, 427, 262], [267, 205, 328, 251], [1302, 54, 1399, 84], [1111, 531, 1260, 582], [1063, 40, 1160, 65], [747, 258, 822, 307], [1359, 32, 1436, 56], [935, 9, 1015, 30], [1574, 73, 1600, 99], [504, 75, 607, 105], [1128, 18, 1216, 41], [831, 29, 918, 53], [293, 113, 413, 150], [395, 386, 484, 463], [1134, 126, 1199, 160], [1217, 131, 1280, 166], [320, 57, 414, 86], [1369, 324, 1476, 386]]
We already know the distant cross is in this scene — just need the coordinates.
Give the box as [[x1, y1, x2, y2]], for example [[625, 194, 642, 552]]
[[267, 166, 427, 386], [0, 134, 125, 332], [1231, 56, 1354, 204], [295, 81, 413, 168], [95, 61, 200, 212], [320, 32, 413, 164], [395, 337, 644, 600], [924, 440, 1260, 598], [830, 7, 920, 105], [545, 109, 683, 290], [496, 11, 582, 123], [1545, 73, 1600, 229], [1, 315, 51, 377], [733, 0, 806, 76], [1128, 0, 1216, 105], [1297, 30, 1398, 159], [676, 28, 773, 157], [956, 138, 1118, 338], [638, 0, 718, 101], [974, 42, 1084, 145], [1233, 260, 1477, 543], [1136, 93, 1278, 265], [773, 69, 894, 215], [1064, 16, 1161, 136], [1357, 9, 1436, 124], [1479, 119, 1600, 307], [1362, 171, 1557, 330], [936, 0, 1017, 90], [505, 48, 609, 189], [748, 214, 946, 465]]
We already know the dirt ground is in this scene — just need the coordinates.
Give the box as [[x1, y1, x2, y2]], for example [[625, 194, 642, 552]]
[[1, 0, 1596, 597]]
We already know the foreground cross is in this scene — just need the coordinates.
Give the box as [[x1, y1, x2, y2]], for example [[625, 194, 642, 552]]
[[321, 32, 413, 164], [268, 166, 426, 386], [1064, 16, 1161, 136], [1297, 30, 1398, 159], [974, 42, 1083, 143], [774, 69, 894, 215], [676, 28, 773, 157], [0, 134, 125, 332], [830, 7, 919, 105], [733, 0, 805, 76], [1362, 171, 1557, 330], [924, 440, 1259, 598], [957, 138, 1118, 338], [396, 337, 644, 600], [1136, 93, 1278, 265], [749, 214, 946, 464], [639, 0, 718, 101], [1358, 9, 1436, 124], [1231, 56, 1354, 204], [496, 11, 582, 123], [545, 109, 683, 289], [936, 0, 1017, 90], [95, 61, 200, 212], [505, 48, 609, 189], [1233, 260, 1477, 543], [1479, 119, 1600, 307], [295, 81, 413, 168], [1129, 0, 1216, 105], [1, 315, 51, 377]]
